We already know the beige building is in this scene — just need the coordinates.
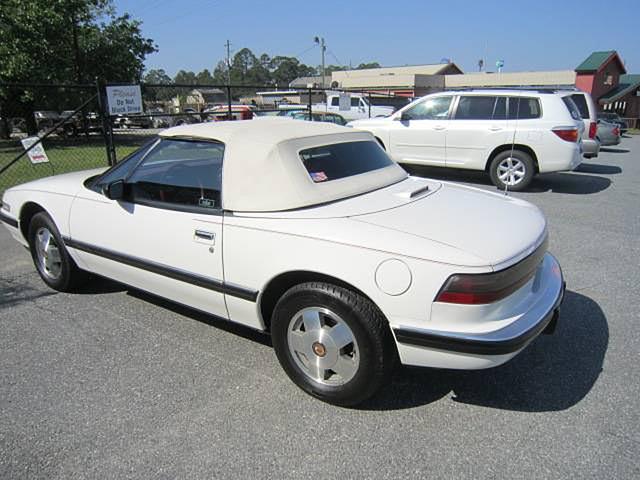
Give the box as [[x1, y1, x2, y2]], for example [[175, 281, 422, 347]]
[[319, 63, 576, 98], [330, 63, 462, 97], [444, 70, 576, 89]]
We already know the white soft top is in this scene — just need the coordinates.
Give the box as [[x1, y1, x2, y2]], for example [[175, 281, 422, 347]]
[[160, 118, 407, 212]]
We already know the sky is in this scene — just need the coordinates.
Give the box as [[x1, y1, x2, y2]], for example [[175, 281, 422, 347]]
[[112, 0, 639, 77]]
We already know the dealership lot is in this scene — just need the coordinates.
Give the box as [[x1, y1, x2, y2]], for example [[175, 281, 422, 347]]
[[1, 137, 638, 478]]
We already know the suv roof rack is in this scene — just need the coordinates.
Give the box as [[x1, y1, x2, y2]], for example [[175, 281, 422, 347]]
[[446, 86, 579, 94]]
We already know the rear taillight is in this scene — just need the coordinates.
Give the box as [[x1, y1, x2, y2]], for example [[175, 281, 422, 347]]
[[589, 122, 597, 139], [435, 240, 547, 305], [613, 127, 620, 136], [552, 127, 579, 142]]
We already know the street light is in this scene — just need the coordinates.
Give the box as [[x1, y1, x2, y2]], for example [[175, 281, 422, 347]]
[[314, 36, 326, 89]]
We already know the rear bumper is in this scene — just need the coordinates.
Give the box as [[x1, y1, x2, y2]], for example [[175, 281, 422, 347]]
[[582, 138, 600, 158], [393, 253, 564, 365]]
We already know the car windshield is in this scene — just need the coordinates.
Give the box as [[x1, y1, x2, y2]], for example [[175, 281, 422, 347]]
[[299, 141, 394, 183]]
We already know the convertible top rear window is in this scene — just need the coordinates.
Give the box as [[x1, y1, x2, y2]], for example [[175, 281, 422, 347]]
[[299, 141, 394, 183]]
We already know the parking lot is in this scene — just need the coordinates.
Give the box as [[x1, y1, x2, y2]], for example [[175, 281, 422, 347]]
[[1, 135, 638, 478]]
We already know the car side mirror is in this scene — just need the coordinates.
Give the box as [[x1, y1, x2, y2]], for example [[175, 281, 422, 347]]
[[103, 179, 125, 200], [396, 112, 410, 122]]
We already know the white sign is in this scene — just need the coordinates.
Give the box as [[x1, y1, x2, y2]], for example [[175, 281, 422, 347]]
[[106, 85, 143, 115], [21, 137, 49, 164], [338, 92, 351, 111]]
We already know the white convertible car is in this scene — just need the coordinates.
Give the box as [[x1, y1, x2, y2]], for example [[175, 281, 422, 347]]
[[0, 119, 564, 405]]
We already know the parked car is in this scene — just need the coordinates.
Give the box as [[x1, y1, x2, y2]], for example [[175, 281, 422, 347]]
[[314, 93, 394, 121], [290, 110, 347, 125], [597, 112, 628, 134], [596, 120, 621, 146], [34, 111, 61, 132], [349, 90, 584, 191], [561, 91, 600, 159], [204, 105, 254, 121], [60, 110, 103, 136], [0, 119, 564, 406]]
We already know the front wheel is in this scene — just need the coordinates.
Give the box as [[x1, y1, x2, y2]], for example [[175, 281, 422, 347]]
[[28, 212, 88, 292], [489, 150, 535, 191], [271, 282, 396, 406]]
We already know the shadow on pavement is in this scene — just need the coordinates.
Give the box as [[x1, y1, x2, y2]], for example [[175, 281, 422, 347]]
[[127, 288, 273, 347], [600, 147, 630, 153], [0, 277, 58, 309], [575, 163, 622, 175], [361, 290, 607, 412], [404, 164, 612, 195]]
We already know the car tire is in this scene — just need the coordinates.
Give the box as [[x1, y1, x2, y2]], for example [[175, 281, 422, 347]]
[[28, 212, 88, 292], [271, 282, 396, 406], [489, 150, 535, 192]]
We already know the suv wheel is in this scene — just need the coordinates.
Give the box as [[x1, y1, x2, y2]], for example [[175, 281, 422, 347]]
[[271, 282, 396, 406], [489, 150, 535, 191]]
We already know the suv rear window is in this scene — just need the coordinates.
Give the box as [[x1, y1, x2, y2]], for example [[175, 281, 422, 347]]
[[300, 141, 393, 183], [561, 96, 582, 121], [570, 94, 589, 119]]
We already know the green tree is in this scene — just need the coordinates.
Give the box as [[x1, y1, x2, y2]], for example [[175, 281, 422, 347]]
[[0, 0, 156, 135], [143, 68, 173, 102], [195, 69, 215, 85], [356, 62, 381, 70]]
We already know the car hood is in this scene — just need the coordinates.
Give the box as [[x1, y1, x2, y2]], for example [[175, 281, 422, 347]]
[[350, 181, 547, 269], [9, 168, 107, 196], [348, 117, 392, 128]]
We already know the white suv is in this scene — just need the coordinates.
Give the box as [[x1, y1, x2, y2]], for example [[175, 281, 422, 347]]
[[349, 90, 584, 191]]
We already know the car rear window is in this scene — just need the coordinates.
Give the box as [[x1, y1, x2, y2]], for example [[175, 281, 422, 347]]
[[299, 141, 394, 183], [570, 94, 590, 119], [561, 96, 582, 121]]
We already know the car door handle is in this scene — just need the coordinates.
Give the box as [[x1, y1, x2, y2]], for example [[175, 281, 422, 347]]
[[433, 125, 446, 131], [194, 230, 215, 242], [489, 126, 502, 131]]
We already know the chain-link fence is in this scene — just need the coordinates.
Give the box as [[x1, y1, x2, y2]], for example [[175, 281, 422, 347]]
[[106, 83, 409, 161], [1, 81, 409, 196], [0, 83, 119, 196]]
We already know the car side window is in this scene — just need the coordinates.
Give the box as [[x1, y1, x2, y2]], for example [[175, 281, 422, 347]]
[[507, 97, 541, 119], [403, 96, 452, 120], [126, 138, 224, 211], [351, 97, 361, 108], [331, 97, 339, 107], [454, 96, 497, 120], [92, 138, 158, 191]]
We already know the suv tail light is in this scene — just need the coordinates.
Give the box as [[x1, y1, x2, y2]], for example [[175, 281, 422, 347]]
[[588, 122, 597, 139], [552, 127, 579, 142], [435, 240, 547, 305], [613, 126, 620, 137]]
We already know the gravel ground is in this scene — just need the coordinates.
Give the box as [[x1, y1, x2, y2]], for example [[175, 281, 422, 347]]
[[1, 136, 638, 479]]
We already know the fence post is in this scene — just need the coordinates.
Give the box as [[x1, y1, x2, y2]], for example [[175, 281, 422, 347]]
[[308, 88, 313, 118], [368, 91, 372, 118], [96, 79, 116, 165], [226, 85, 232, 120]]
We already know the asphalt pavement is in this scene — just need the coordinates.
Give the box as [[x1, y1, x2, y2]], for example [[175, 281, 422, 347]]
[[1, 137, 638, 479]]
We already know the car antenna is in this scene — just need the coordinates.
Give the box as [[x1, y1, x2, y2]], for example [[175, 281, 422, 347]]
[[505, 97, 521, 196]]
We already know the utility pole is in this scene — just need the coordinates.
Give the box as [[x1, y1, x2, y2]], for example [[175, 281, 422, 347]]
[[314, 36, 326, 88], [225, 40, 232, 84]]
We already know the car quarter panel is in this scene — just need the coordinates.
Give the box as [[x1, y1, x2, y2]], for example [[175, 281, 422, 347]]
[[221, 214, 490, 332]]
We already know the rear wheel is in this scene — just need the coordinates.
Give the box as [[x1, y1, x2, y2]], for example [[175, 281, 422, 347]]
[[28, 212, 88, 292], [489, 150, 535, 191], [271, 282, 396, 406]]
